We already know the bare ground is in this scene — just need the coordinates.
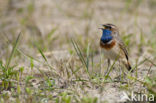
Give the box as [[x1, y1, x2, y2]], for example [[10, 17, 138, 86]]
[[0, 0, 156, 103]]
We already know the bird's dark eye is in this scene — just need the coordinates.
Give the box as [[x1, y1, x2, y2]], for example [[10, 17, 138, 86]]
[[107, 26, 112, 29]]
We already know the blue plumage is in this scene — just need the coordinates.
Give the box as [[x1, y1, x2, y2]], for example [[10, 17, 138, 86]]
[[101, 29, 112, 43]]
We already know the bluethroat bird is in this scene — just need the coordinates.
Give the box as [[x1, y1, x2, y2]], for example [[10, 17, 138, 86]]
[[99, 23, 132, 72]]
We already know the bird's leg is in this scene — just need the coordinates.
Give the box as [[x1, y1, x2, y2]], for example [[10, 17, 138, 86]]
[[120, 60, 128, 81], [105, 59, 110, 76], [118, 60, 122, 80], [115, 60, 124, 81]]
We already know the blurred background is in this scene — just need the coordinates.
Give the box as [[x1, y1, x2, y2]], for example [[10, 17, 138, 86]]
[[0, 0, 156, 102], [0, 0, 156, 59]]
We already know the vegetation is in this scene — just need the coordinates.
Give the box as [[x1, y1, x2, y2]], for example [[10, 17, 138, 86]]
[[0, 0, 156, 103]]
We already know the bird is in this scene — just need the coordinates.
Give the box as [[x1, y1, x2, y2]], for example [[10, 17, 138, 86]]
[[99, 23, 132, 73]]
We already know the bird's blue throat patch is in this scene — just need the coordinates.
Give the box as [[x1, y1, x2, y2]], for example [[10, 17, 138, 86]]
[[101, 29, 113, 43]]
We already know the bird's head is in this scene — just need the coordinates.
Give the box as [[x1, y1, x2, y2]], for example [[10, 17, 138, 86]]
[[99, 23, 118, 32], [99, 23, 118, 43]]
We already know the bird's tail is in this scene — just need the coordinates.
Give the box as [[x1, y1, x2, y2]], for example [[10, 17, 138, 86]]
[[127, 61, 132, 71], [122, 61, 133, 72]]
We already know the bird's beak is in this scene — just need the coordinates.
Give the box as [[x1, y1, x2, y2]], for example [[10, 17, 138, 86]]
[[102, 24, 107, 27]]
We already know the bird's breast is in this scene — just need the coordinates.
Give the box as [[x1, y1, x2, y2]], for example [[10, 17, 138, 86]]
[[100, 40, 125, 60], [100, 40, 116, 50]]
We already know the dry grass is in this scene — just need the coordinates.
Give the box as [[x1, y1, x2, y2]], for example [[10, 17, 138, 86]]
[[0, 0, 156, 103]]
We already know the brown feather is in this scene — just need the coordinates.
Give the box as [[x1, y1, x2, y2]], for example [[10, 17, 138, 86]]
[[118, 42, 129, 60], [100, 23, 132, 71], [118, 41, 132, 71], [100, 40, 116, 50]]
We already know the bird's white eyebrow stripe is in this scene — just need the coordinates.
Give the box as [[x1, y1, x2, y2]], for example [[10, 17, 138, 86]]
[[104, 24, 116, 28], [111, 25, 116, 28]]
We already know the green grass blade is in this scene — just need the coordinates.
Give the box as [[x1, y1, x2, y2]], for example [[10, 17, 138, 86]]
[[6, 32, 21, 69], [86, 43, 90, 71], [71, 39, 90, 77], [73, 39, 87, 67], [35, 44, 59, 76], [131, 57, 149, 72], [37, 46, 48, 62], [71, 39, 85, 66]]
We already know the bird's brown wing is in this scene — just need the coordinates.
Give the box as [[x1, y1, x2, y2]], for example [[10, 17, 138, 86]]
[[119, 42, 129, 60], [114, 33, 132, 71], [118, 41, 132, 71], [116, 36, 129, 60]]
